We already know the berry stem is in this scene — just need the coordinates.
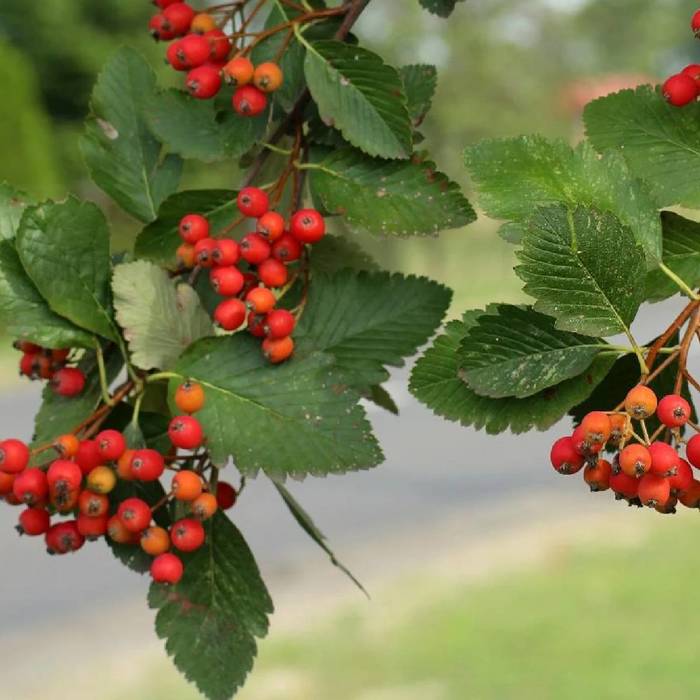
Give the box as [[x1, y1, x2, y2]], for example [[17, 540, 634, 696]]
[[95, 342, 115, 407], [658, 263, 700, 301], [145, 371, 181, 384]]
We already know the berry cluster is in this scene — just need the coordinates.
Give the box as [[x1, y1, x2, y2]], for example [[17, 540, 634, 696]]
[[149, 1, 284, 113], [551, 385, 700, 514], [661, 9, 700, 106], [0, 381, 237, 585], [177, 188, 327, 364], [15, 341, 85, 397]]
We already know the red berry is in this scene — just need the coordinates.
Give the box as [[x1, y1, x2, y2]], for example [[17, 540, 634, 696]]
[[186, 65, 222, 99], [150, 13, 176, 41], [680, 479, 700, 508], [247, 311, 267, 337], [232, 85, 268, 117], [18, 507, 50, 536], [688, 434, 700, 468], [204, 29, 230, 62], [107, 515, 139, 545], [262, 336, 294, 364], [237, 187, 269, 218], [179, 214, 209, 244], [166, 40, 188, 71], [47, 459, 82, 492], [670, 459, 694, 496], [258, 258, 288, 288], [662, 73, 698, 107], [692, 9, 700, 35], [272, 233, 302, 262], [151, 552, 184, 584], [76, 514, 109, 540], [583, 459, 612, 492], [75, 439, 101, 475], [240, 233, 271, 265], [246, 287, 276, 314], [0, 472, 15, 496], [571, 424, 602, 457], [550, 436, 584, 475], [13, 468, 48, 506], [619, 443, 652, 478], [170, 518, 205, 552], [0, 439, 30, 474], [265, 309, 295, 339], [131, 449, 166, 481], [212, 238, 240, 267], [45, 521, 85, 555], [682, 64, 700, 83], [638, 473, 671, 508], [163, 2, 195, 36], [214, 298, 247, 331], [19, 352, 38, 378], [194, 237, 217, 268], [216, 481, 237, 509], [648, 441, 681, 477], [610, 471, 639, 500], [257, 212, 285, 241], [51, 367, 86, 397], [178, 33, 211, 68], [210, 266, 245, 296], [290, 209, 325, 244], [96, 429, 126, 462], [118, 498, 152, 533], [78, 490, 110, 517], [168, 416, 204, 450], [657, 394, 691, 428]]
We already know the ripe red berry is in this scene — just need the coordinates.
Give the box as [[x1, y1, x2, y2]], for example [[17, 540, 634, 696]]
[[168, 416, 204, 450], [205, 29, 231, 63], [638, 473, 671, 508], [237, 187, 269, 218], [290, 209, 325, 244], [162, 2, 195, 36], [0, 472, 15, 496], [178, 33, 211, 68], [78, 490, 110, 517], [216, 481, 237, 509], [18, 507, 50, 536], [247, 311, 267, 337], [45, 521, 85, 555], [151, 552, 184, 584], [77, 514, 109, 540], [214, 298, 247, 331], [246, 287, 276, 314], [550, 436, 585, 474], [186, 65, 222, 99], [680, 479, 700, 508], [210, 266, 245, 296], [583, 459, 612, 492], [648, 441, 681, 477], [0, 439, 30, 474], [257, 212, 286, 241], [51, 367, 86, 397], [96, 429, 126, 462], [170, 518, 206, 552], [609, 471, 639, 500], [682, 64, 700, 83], [619, 443, 652, 477], [19, 352, 38, 378], [179, 214, 209, 244], [272, 233, 302, 262], [262, 336, 294, 364], [657, 394, 691, 428], [232, 85, 268, 117], [47, 460, 82, 492], [258, 258, 288, 288], [692, 9, 700, 36], [662, 73, 698, 107], [194, 237, 218, 268], [75, 439, 101, 475], [166, 40, 189, 71], [118, 498, 152, 533], [688, 434, 700, 468], [131, 449, 166, 481], [13, 469, 48, 506], [223, 56, 255, 87], [154, 0, 181, 8], [240, 233, 271, 265], [150, 13, 176, 41], [265, 309, 295, 339], [670, 459, 694, 496], [212, 238, 240, 267]]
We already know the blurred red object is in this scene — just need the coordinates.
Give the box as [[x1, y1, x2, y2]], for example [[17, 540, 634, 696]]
[[561, 73, 655, 115]]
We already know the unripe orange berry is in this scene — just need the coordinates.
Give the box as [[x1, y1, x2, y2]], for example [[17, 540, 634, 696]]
[[638, 473, 671, 508], [87, 466, 117, 494], [608, 414, 629, 444], [222, 56, 254, 87], [191, 12, 217, 33], [253, 62, 283, 92], [624, 385, 657, 420], [192, 492, 218, 520], [583, 459, 612, 492], [619, 443, 652, 478], [141, 526, 171, 555], [177, 243, 197, 268], [172, 470, 203, 501], [175, 381, 206, 414], [117, 449, 136, 481], [262, 335, 294, 364], [53, 434, 80, 459], [107, 515, 138, 545], [580, 411, 612, 445]]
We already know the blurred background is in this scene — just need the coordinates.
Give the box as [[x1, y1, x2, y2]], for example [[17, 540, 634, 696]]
[[1, 1, 700, 698]]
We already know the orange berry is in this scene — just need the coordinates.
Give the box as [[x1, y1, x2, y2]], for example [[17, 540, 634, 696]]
[[624, 385, 658, 420], [253, 62, 284, 92], [141, 526, 171, 555], [87, 466, 117, 494], [117, 449, 136, 481], [175, 381, 206, 414], [222, 56, 254, 87], [107, 515, 138, 544], [53, 434, 80, 459], [638, 473, 671, 508], [177, 243, 196, 268], [172, 470, 203, 501], [580, 411, 612, 444], [583, 459, 612, 492], [619, 443, 652, 478], [262, 335, 294, 364], [192, 492, 218, 520], [608, 414, 629, 444], [191, 12, 217, 33]]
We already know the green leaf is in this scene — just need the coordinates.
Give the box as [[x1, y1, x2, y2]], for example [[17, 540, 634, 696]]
[[0, 183, 31, 240], [16, 198, 117, 340], [584, 85, 700, 209], [147, 89, 268, 163], [135, 189, 238, 267], [113, 260, 213, 371], [400, 64, 437, 126], [309, 234, 379, 274], [419, 0, 464, 17], [0, 240, 94, 349], [304, 40, 412, 159], [516, 205, 646, 337], [645, 212, 700, 302], [409, 313, 616, 434], [364, 384, 399, 415], [149, 512, 273, 700], [459, 305, 605, 399], [170, 334, 383, 478], [310, 148, 475, 236], [295, 270, 452, 386], [464, 136, 662, 264], [272, 480, 368, 595], [80, 47, 182, 222], [30, 348, 123, 454]]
